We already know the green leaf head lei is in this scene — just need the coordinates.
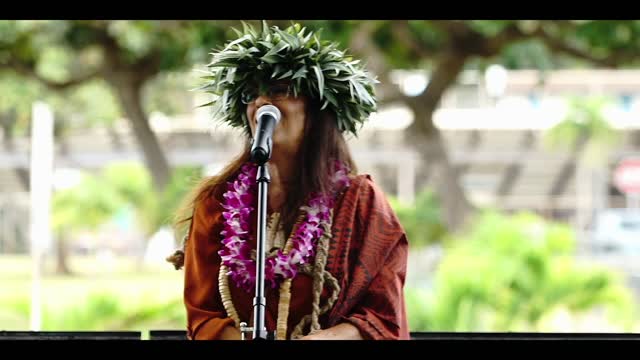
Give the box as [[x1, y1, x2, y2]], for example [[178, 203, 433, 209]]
[[198, 21, 378, 137]]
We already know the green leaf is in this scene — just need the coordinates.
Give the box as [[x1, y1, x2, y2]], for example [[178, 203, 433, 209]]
[[352, 79, 375, 105], [260, 20, 270, 36], [312, 65, 324, 99], [261, 54, 282, 64], [225, 67, 236, 84], [275, 27, 300, 49], [264, 40, 290, 58], [190, 83, 216, 92], [271, 64, 284, 78], [323, 90, 338, 107], [291, 66, 308, 79], [222, 34, 251, 52], [258, 41, 274, 49], [230, 26, 243, 39], [277, 69, 293, 80]]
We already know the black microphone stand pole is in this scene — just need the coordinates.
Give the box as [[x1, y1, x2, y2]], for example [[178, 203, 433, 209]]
[[244, 105, 280, 341], [250, 161, 273, 340]]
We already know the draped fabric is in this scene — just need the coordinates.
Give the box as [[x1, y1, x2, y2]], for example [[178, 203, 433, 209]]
[[184, 174, 410, 340]]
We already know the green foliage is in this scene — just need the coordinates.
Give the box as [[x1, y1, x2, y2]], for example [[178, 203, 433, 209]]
[[39, 292, 185, 331], [137, 165, 201, 235], [388, 187, 447, 249], [52, 172, 125, 232], [303, 20, 357, 50], [52, 163, 200, 238], [0, 73, 42, 135], [0, 77, 120, 138], [467, 20, 516, 37], [47, 80, 121, 128], [102, 162, 154, 206], [357, 20, 640, 76], [43, 292, 123, 330], [407, 211, 636, 332], [0, 21, 120, 131], [0, 20, 228, 133], [501, 39, 555, 70], [59, 20, 227, 70], [0, 254, 186, 331], [144, 71, 195, 116], [573, 20, 640, 55], [1, 278, 186, 331]]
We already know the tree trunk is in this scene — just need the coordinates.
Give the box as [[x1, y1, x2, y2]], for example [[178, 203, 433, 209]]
[[107, 123, 126, 152], [407, 114, 475, 232], [404, 52, 474, 232], [495, 131, 536, 198], [547, 131, 590, 198], [55, 230, 72, 275], [346, 22, 473, 232], [1, 108, 30, 191], [108, 77, 171, 191]]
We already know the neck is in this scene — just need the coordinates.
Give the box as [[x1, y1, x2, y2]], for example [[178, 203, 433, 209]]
[[261, 149, 298, 213], [268, 150, 297, 188]]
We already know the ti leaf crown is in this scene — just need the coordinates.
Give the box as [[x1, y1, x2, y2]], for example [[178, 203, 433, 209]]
[[199, 22, 378, 137]]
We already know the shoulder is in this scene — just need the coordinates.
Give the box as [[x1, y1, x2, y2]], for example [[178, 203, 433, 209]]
[[337, 173, 407, 254], [338, 173, 400, 224], [192, 183, 226, 228], [345, 173, 374, 193], [345, 174, 390, 206]]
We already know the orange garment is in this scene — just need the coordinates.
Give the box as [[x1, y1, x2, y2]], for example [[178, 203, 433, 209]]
[[184, 174, 410, 340]]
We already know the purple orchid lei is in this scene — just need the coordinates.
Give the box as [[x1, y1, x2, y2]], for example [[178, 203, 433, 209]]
[[218, 161, 350, 292]]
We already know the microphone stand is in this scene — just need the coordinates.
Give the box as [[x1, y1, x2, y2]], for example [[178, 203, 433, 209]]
[[244, 104, 281, 341], [241, 159, 276, 340]]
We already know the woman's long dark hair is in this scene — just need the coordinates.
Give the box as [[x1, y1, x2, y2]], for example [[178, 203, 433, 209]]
[[175, 98, 356, 239]]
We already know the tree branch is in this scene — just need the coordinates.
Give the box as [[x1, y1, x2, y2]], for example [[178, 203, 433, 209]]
[[3, 57, 101, 91], [409, 51, 468, 128], [377, 87, 411, 106], [485, 23, 529, 55], [348, 21, 410, 105], [390, 21, 438, 58], [428, 20, 470, 40], [532, 26, 633, 67]]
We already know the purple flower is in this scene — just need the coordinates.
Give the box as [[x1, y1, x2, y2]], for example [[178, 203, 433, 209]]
[[218, 161, 350, 292]]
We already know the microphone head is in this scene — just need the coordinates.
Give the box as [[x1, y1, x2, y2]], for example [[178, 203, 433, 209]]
[[256, 104, 281, 124]]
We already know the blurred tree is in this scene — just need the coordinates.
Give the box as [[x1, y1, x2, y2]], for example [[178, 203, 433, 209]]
[[4, 20, 640, 229], [388, 187, 447, 249], [0, 73, 125, 191], [52, 172, 125, 274], [0, 73, 41, 189], [304, 20, 640, 233], [407, 211, 636, 332], [51, 163, 200, 274], [0, 20, 228, 191], [100, 162, 200, 237], [544, 96, 620, 198]]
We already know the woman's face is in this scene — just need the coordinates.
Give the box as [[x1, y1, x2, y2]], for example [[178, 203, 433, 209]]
[[245, 82, 308, 156]]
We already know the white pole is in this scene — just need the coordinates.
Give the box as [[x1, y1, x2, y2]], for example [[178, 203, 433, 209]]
[[29, 102, 54, 331]]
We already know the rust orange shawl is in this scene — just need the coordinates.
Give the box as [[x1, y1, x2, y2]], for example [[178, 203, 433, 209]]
[[184, 174, 410, 340]]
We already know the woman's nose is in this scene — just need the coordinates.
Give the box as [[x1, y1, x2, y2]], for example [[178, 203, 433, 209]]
[[254, 95, 272, 108]]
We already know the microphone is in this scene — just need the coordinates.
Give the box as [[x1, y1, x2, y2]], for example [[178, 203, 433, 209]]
[[251, 105, 282, 164]]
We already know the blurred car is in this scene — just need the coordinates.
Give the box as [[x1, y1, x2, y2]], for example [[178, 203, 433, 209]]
[[592, 208, 640, 254]]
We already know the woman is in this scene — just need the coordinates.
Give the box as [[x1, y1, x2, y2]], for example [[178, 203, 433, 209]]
[[169, 22, 410, 340]]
